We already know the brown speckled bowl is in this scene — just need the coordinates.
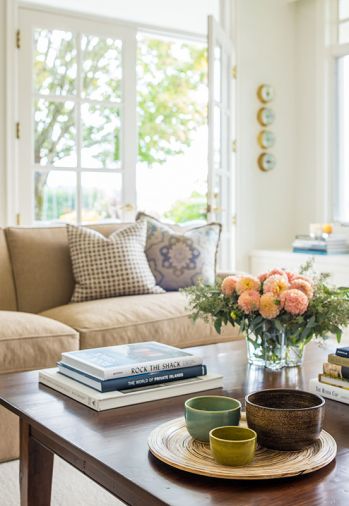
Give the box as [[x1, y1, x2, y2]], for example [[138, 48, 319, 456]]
[[245, 389, 325, 451]]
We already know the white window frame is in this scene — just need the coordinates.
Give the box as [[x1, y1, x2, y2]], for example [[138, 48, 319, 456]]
[[327, 0, 349, 224], [7, 1, 210, 226], [18, 9, 137, 225], [208, 15, 235, 271]]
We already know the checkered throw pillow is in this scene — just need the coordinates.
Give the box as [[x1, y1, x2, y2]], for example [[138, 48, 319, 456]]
[[67, 222, 164, 302]]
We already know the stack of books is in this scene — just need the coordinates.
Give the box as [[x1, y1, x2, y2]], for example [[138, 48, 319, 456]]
[[39, 341, 223, 411], [292, 235, 349, 255], [309, 346, 349, 405]]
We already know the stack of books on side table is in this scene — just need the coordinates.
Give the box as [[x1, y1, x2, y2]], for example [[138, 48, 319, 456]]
[[292, 235, 349, 255], [309, 346, 349, 405], [39, 341, 223, 411]]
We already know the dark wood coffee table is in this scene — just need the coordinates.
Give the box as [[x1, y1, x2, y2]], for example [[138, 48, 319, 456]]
[[0, 340, 348, 506]]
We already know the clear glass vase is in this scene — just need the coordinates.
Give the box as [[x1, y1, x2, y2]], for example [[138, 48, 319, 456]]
[[285, 340, 305, 367], [246, 323, 286, 371]]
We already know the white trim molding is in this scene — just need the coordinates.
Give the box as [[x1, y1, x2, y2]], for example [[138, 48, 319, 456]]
[[5, 0, 19, 225]]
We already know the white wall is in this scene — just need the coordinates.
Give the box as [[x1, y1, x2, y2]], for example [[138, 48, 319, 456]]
[[235, 0, 298, 270], [294, 0, 329, 234], [0, 0, 6, 227]]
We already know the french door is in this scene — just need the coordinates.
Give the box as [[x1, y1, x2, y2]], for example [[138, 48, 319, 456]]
[[208, 15, 235, 271], [17, 8, 235, 270], [18, 9, 137, 225]]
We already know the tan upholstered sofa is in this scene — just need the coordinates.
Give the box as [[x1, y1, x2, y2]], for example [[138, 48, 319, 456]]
[[0, 224, 240, 462]]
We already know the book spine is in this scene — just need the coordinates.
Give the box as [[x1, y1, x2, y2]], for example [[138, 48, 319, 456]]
[[328, 353, 349, 367], [59, 364, 207, 392], [40, 371, 223, 412], [323, 362, 349, 380], [292, 248, 326, 255], [97, 376, 224, 411], [39, 373, 100, 410], [319, 374, 349, 390], [293, 242, 327, 250], [309, 378, 349, 405], [62, 355, 203, 380], [336, 348, 349, 359]]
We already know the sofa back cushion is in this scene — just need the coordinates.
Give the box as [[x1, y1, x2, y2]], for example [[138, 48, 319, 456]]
[[5, 223, 127, 314], [0, 229, 17, 310]]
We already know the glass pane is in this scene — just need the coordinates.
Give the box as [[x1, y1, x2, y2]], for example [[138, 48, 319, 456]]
[[81, 103, 120, 168], [81, 172, 122, 222], [35, 170, 76, 222], [339, 0, 349, 20], [214, 105, 221, 168], [34, 29, 76, 96], [81, 35, 122, 101], [137, 33, 208, 224], [335, 55, 349, 222], [34, 99, 76, 166], [214, 45, 221, 102], [339, 21, 349, 43]]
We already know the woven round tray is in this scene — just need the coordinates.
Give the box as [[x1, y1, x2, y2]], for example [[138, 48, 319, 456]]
[[148, 416, 337, 480]]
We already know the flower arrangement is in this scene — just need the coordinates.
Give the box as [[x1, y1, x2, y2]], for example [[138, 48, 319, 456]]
[[185, 261, 349, 370]]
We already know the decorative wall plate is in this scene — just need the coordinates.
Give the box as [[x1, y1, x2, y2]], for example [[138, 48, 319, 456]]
[[258, 130, 275, 149], [257, 84, 274, 103], [258, 152, 276, 172], [148, 416, 337, 480], [257, 107, 275, 126]]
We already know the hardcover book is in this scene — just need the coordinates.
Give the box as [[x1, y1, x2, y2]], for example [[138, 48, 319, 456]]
[[309, 378, 349, 405], [61, 341, 203, 380], [39, 368, 223, 411], [328, 353, 349, 367], [57, 362, 207, 392], [336, 346, 349, 359], [323, 362, 349, 380], [319, 374, 349, 391]]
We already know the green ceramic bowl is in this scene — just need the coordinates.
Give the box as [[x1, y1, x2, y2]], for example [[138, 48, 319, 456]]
[[184, 396, 241, 442], [209, 426, 257, 466]]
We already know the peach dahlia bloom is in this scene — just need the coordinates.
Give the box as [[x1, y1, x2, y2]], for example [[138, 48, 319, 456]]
[[292, 274, 313, 285], [263, 274, 289, 296], [237, 290, 260, 314], [290, 279, 313, 299], [280, 289, 309, 315], [221, 276, 239, 297], [268, 268, 288, 279], [285, 271, 297, 282], [258, 272, 269, 283], [259, 293, 281, 319], [236, 275, 261, 295]]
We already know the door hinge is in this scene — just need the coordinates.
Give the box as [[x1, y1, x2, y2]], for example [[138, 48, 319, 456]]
[[16, 213, 21, 226], [232, 139, 237, 153], [16, 30, 21, 49], [232, 65, 237, 79], [16, 122, 20, 140], [232, 214, 237, 225]]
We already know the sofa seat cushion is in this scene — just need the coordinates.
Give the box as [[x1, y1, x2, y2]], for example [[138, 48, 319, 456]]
[[41, 292, 241, 349], [0, 311, 79, 373]]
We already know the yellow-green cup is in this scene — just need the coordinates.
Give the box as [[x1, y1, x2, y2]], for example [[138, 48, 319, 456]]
[[184, 396, 241, 442], [209, 426, 257, 466]]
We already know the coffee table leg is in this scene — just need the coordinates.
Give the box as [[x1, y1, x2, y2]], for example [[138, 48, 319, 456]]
[[20, 419, 54, 506]]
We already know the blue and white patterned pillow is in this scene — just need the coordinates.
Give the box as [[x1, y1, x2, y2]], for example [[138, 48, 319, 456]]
[[136, 212, 221, 291]]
